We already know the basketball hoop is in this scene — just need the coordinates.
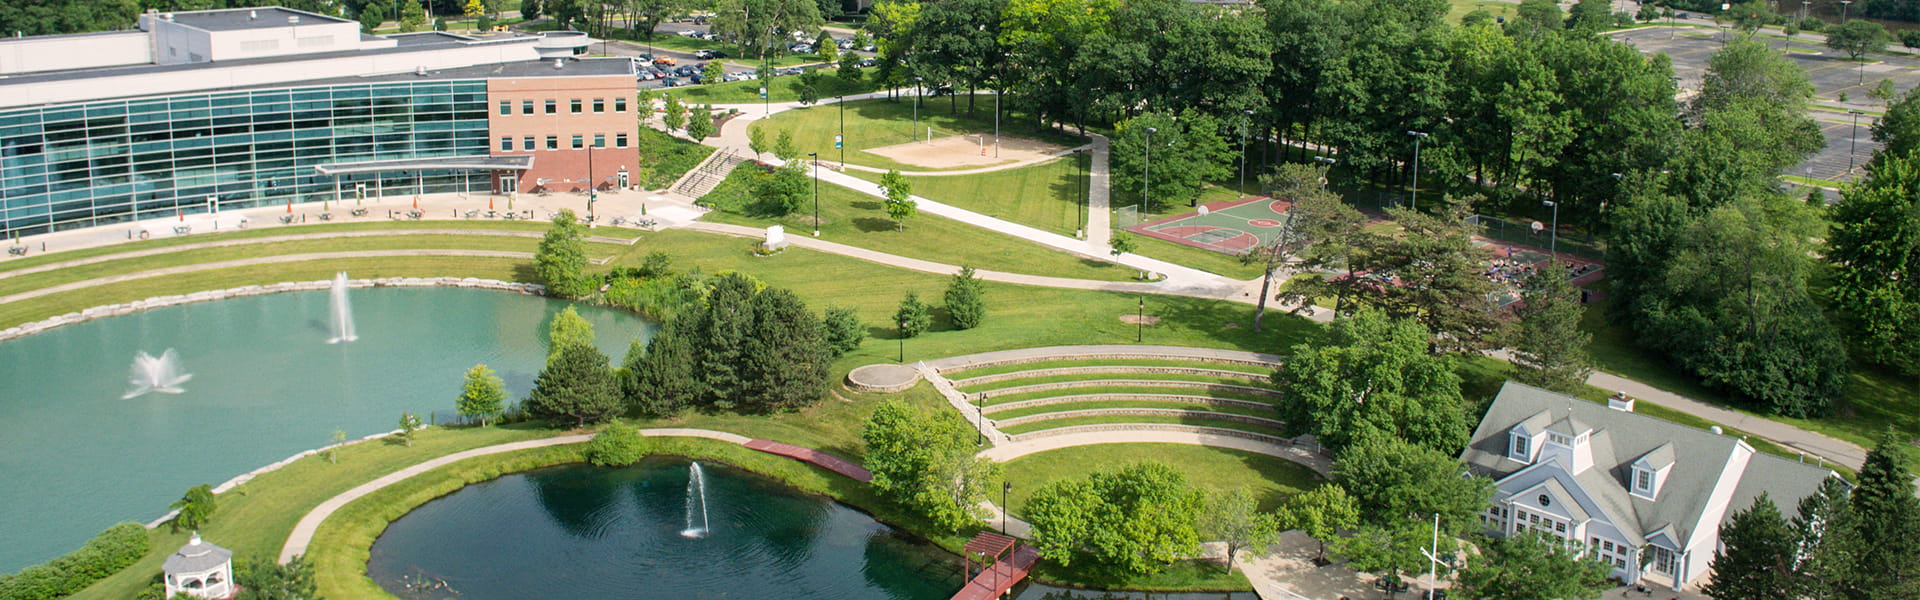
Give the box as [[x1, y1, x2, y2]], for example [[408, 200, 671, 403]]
[[1530, 221, 1544, 233]]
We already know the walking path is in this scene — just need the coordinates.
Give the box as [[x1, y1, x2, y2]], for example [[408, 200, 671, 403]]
[[0, 229, 635, 282], [1085, 133, 1113, 249], [0, 250, 549, 307], [278, 427, 846, 564]]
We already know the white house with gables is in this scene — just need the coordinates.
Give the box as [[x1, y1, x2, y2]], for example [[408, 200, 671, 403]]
[[1459, 382, 1839, 591]]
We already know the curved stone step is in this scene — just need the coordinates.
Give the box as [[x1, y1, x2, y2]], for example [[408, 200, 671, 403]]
[[982, 393, 1275, 415], [953, 365, 1269, 388], [973, 379, 1280, 400], [993, 407, 1286, 429]]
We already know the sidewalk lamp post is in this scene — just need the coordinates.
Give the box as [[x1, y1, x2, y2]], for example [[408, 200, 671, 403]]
[[1239, 109, 1253, 199], [838, 95, 846, 167], [913, 76, 923, 143], [994, 89, 1002, 158], [1406, 130, 1429, 211], [1001, 481, 1011, 533], [976, 392, 985, 445], [1850, 109, 1864, 173], [1841, 0, 1853, 21], [1143, 127, 1157, 217], [808, 152, 820, 236], [1542, 200, 1559, 261], [898, 317, 907, 362], [1136, 298, 1145, 343], [1076, 148, 1089, 236]]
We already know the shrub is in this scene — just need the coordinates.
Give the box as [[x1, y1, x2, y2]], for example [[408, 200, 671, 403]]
[[586, 422, 651, 466], [0, 522, 149, 600], [822, 306, 866, 357]]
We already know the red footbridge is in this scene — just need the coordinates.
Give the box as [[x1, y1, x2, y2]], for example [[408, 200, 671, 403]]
[[952, 532, 1038, 600]]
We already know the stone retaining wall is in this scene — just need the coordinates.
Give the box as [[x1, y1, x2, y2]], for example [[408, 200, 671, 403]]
[[983, 393, 1275, 415], [953, 365, 1267, 388], [144, 425, 420, 529], [845, 364, 923, 393], [994, 408, 1286, 429], [1008, 423, 1298, 447], [938, 352, 1281, 374], [975, 379, 1280, 400], [0, 277, 545, 343]]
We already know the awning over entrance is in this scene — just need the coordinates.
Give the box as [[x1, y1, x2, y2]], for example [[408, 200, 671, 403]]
[[313, 155, 534, 175]]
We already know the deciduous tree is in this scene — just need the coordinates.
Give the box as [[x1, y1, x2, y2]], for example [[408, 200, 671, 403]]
[[546, 305, 595, 360], [686, 106, 715, 140], [1269, 310, 1472, 454], [1829, 148, 1920, 376], [1276, 484, 1359, 563], [457, 364, 506, 426], [879, 169, 916, 229], [535, 209, 593, 298], [168, 484, 216, 532], [1828, 20, 1890, 60], [1026, 462, 1204, 574], [1457, 531, 1611, 600], [1199, 489, 1279, 571], [395, 411, 422, 446], [1335, 434, 1493, 534], [862, 400, 1000, 531]]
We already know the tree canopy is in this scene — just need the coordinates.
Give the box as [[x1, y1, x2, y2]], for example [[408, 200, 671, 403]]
[[1270, 310, 1472, 454]]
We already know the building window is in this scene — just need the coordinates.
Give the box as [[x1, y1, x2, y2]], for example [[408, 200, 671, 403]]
[[1634, 469, 1654, 497], [571, 99, 582, 114], [616, 98, 628, 112], [571, 135, 583, 149], [1555, 521, 1567, 534], [500, 137, 512, 151], [616, 133, 628, 147], [499, 101, 510, 115], [522, 100, 534, 115], [593, 134, 605, 148], [546, 136, 558, 150], [1511, 435, 1530, 460], [545, 100, 556, 114], [523, 136, 535, 150], [593, 99, 605, 113]]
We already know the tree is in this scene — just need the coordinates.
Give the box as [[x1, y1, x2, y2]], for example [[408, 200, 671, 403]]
[[1828, 148, 1920, 376], [747, 126, 768, 160], [624, 0, 688, 48], [168, 484, 216, 533], [737, 287, 831, 412], [1331, 520, 1435, 599], [774, 130, 798, 160], [1828, 19, 1890, 61], [1241, 164, 1324, 332], [662, 94, 687, 132], [895, 291, 931, 338], [1703, 494, 1801, 600], [879, 169, 917, 229], [1793, 477, 1855, 599], [1872, 78, 1899, 106], [1457, 531, 1611, 600], [1276, 484, 1359, 563], [1507, 269, 1595, 393], [821, 306, 866, 357], [359, 0, 389, 32], [395, 412, 423, 447], [686, 106, 715, 140], [1904, 29, 1920, 51], [816, 31, 839, 63], [399, 0, 427, 31], [862, 400, 1000, 531], [547, 305, 595, 360], [625, 314, 700, 417], [456, 364, 506, 426], [233, 556, 318, 600], [690, 273, 757, 411], [838, 52, 862, 82], [526, 342, 621, 427], [943, 266, 985, 330], [520, 0, 540, 20], [1511, 0, 1565, 38], [797, 71, 821, 105], [703, 60, 725, 85], [327, 429, 345, 463], [1199, 489, 1279, 572], [1359, 206, 1503, 353], [1835, 432, 1920, 598], [1109, 109, 1233, 211], [1335, 434, 1494, 534], [707, 0, 824, 61], [585, 422, 651, 466], [1269, 310, 1472, 454], [1566, 0, 1613, 30], [752, 161, 810, 215], [1026, 462, 1205, 574], [535, 209, 592, 298], [1725, 0, 1771, 34]]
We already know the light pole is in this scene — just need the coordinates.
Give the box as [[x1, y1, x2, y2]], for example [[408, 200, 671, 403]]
[[1542, 200, 1559, 261], [1136, 297, 1144, 343], [976, 392, 986, 445], [1143, 126, 1157, 217], [1239, 109, 1253, 199], [1406, 130, 1429, 211], [1419, 513, 1445, 600], [1850, 109, 1864, 173], [838, 95, 846, 167], [1841, 0, 1853, 21], [1075, 148, 1088, 237], [898, 317, 907, 363], [913, 76, 923, 143], [994, 89, 1002, 158], [808, 152, 820, 236], [1314, 156, 1337, 190], [1001, 481, 1011, 533]]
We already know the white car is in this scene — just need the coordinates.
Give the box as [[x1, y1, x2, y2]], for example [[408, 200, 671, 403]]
[[678, 29, 701, 37]]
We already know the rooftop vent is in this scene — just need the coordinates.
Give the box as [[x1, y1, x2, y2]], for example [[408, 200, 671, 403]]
[[552, 58, 564, 69], [1710, 425, 1724, 435], [249, 10, 258, 19], [289, 15, 299, 24], [163, 13, 174, 21], [414, 65, 427, 76]]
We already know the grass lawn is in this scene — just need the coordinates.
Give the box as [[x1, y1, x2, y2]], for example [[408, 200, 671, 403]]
[[959, 371, 1267, 393], [672, 68, 881, 104], [749, 97, 1086, 172], [1001, 443, 1322, 516], [633, 126, 713, 189], [697, 164, 1135, 281], [947, 358, 1276, 379], [983, 385, 1280, 406], [848, 153, 1091, 237], [1446, 0, 1518, 21], [998, 414, 1283, 437], [1127, 234, 1267, 280]]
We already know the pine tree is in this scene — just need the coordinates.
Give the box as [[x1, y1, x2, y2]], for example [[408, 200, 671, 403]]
[[895, 291, 931, 338], [1794, 477, 1855, 598], [456, 364, 506, 426], [943, 266, 985, 330], [686, 107, 715, 141], [1507, 268, 1595, 393], [534, 209, 591, 297], [624, 323, 697, 417], [1704, 494, 1800, 600], [739, 288, 830, 412], [526, 342, 621, 427], [821, 306, 866, 357], [1839, 432, 1920, 599], [694, 273, 758, 411]]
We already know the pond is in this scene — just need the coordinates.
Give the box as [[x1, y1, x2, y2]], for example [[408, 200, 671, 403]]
[[0, 287, 652, 571]]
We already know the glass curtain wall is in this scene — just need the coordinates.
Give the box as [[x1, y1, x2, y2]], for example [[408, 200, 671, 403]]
[[0, 80, 489, 238]]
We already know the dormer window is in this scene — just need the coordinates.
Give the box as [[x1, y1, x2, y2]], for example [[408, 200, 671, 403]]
[[1629, 443, 1674, 500], [1510, 434, 1531, 461], [1634, 469, 1653, 495]]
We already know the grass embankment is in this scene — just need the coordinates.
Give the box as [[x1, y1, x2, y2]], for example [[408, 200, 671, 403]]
[[671, 68, 882, 104], [748, 97, 1086, 173], [847, 154, 1091, 237], [959, 372, 1268, 393], [945, 358, 1278, 380], [989, 400, 1277, 420], [998, 414, 1284, 437], [697, 165, 1136, 282], [1128, 234, 1267, 280], [634, 126, 713, 189], [981, 385, 1279, 406]]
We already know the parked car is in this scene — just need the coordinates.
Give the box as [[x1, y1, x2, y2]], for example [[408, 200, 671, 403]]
[[653, 55, 677, 66], [692, 15, 709, 24], [689, 73, 704, 85], [673, 66, 698, 77], [861, 43, 876, 52], [858, 57, 875, 67], [678, 29, 701, 37], [929, 86, 957, 97], [789, 43, 814, 54], [661, 77, 681, 87], [837, 38, 854, 49], [693, 49, 728, 59]]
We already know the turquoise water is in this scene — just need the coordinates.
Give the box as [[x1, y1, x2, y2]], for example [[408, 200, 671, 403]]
[[0, 288, 652, 572]]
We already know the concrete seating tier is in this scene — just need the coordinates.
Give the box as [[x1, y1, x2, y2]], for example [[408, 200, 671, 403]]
[[950, 365, 1268, 388], [981, 393, 1275, 415], [993, 408, 1287, 429], [970, 379, 1280, 401]]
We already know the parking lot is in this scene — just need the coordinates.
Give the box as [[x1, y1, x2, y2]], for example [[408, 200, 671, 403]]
[[575, 19, 873, 90], [1611, 27, 1920, 182]]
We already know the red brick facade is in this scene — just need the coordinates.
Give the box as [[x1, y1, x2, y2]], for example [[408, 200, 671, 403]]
[[486, 73, 638, 194]]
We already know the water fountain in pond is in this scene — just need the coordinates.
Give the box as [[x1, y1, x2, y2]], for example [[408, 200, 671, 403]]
[[327, 272, 357, 344], [680, 462, 710, 538], [123, 349, 191, 399]]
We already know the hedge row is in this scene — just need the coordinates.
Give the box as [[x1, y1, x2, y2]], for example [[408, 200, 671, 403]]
[[0, 522, 149, 600]]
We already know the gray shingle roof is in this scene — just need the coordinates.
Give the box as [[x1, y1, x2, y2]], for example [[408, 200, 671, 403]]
[[161, 534, 232, 574], [1461, 381, 1835, 549], [164, 7, 353, 31]]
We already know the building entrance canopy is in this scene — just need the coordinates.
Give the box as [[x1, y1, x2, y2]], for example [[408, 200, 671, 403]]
[[314, 155, 533, 175]]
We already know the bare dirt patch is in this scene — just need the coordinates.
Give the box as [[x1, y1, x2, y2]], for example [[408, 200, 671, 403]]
[[864, 134, 1067, 169]]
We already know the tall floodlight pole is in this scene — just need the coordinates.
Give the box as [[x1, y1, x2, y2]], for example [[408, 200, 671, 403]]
[[808, 152, 820, 236], [1406, 130, 1429, 211], [1543, 200, 1560, 261], [1842, 0, 1853, 21], [1143, 127, 1157, 217], [839, 95, 846, 167], [994, 89, 1002, 157], [1420, 513, 1445, 600], [1239, 109, 1253, 199], [913, 76, 923, 143], [1850, 109, 1864, 173], [1315, 156, 1337, 190]]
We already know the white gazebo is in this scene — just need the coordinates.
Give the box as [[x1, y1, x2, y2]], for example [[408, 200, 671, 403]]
[[162, 533, 234, 599]]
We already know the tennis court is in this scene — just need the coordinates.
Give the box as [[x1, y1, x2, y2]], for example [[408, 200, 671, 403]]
[[1127, 196, 1295, 255]]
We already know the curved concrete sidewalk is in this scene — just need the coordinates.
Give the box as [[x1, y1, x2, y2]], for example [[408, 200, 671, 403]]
[[0, 250, 542, 306], [0, 229, 635, 282], [278, 428, 753, 563], [923, 344, 1286, 372]]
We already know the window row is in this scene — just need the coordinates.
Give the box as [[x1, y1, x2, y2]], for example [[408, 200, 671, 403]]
[[498, 97, 629, 116], [498, 133, 628, 151]]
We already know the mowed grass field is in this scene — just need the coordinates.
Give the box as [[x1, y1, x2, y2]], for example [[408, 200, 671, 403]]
[[850, 153, 1092, 237], [1000, 444, 1324, 516], [748, 97, 1086, 172]]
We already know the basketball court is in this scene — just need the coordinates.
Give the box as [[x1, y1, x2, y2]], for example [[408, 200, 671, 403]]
[[1127, 195, 1296, 255], [863, 133, 1067, 170]]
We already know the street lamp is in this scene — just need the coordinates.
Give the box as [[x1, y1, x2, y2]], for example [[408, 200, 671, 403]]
[[1420, 513, 1445, 600], [838, 95, 846, 167], [1001, 481, 1011, 533], [976, 392, 986, 445], [1239, 109, 1253, 199], [1406, 130, 1429, 211], [1143, 127, 1157, 217], [1542, 200, 1559, 261], [913, 76, 924, 143], [898, 317, 907, 363], [1849, 109, 1864, 173], [1075, 148, 1089, 237], [1841, 0, 1853, 21], [1136, 297, 1145, 343], [808, 152, 820, 236]]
